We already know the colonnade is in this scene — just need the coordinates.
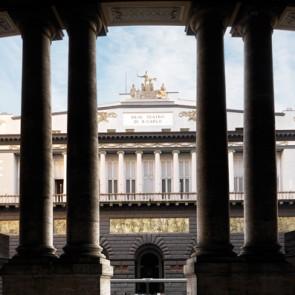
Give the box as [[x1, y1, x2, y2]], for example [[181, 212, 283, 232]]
[[1, 2, 289, 295], [98, 150, 196, 194]]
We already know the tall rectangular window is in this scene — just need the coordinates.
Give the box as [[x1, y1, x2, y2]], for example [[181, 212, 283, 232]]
[[107, 160, 118, 194], [233, 152, 243, 192], [143, 159, 154, 193], [179, 159, 191, 193], [161, 159, 172, 193], [53, 154, 64, 194], [126, 159, 136, 193]]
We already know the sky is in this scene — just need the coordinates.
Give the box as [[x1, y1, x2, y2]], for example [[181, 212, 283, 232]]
[[0, 26, 295, 115]]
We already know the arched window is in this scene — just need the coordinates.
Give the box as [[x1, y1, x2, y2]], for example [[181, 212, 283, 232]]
[[135, 245, 164, 294]]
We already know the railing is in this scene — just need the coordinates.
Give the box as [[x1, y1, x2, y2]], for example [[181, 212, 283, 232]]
[[0, 192, 295, 206], [111, 278, 187, 295]]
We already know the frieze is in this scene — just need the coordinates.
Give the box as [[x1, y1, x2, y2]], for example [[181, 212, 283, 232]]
[[101, 2, 191, 26], [179, 111, 196, 122], [97, 112, 117, 124], [0, 12, 19, 37], [110, 218, 189, 234]]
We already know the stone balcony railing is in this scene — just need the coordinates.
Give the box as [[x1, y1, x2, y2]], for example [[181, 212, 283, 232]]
[[0, 192, 294, 207]]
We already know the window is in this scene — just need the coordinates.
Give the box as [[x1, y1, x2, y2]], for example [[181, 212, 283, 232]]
[[161, 159, 172, 193], [55, 179, 64, 194], [143, 159, 154, 193], [53, 154, 64, 194], [107, 129, 116, 133], [179, 158, 191, 193], [233, 152, 243, 192], [126, 159, 136, 193], [107, 160, 118, 193]]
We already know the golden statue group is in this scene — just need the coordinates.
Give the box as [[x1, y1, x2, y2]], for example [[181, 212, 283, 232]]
[[129, 71, 167, 99]]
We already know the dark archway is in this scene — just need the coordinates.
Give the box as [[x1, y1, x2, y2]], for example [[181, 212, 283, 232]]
[[135, 244, 164, 294]]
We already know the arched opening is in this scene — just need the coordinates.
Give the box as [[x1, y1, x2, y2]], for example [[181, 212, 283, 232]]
[[135, 245, 164, 294]]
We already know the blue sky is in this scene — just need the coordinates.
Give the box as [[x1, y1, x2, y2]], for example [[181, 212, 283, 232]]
[[0, 26, 295, 115]]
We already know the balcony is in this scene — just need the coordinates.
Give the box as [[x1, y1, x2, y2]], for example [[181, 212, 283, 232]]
[[0, 192, 294, 207]]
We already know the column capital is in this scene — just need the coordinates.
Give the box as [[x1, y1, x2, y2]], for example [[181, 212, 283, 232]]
[[188, 4, 235, 35], [56, 4, 107, 36], [8, 7, 63, 40], [99, 151, 106, 156], [172, 150, 180, 154], [117, 151, 125, 155], [230, 4, 283, 37], [136, 150, 143, 155], [154, 150, 161, 155]]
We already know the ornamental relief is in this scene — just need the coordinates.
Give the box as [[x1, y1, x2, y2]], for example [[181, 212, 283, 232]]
[[179, 111, 196, 122], [110, 218, 189, 234], [97, 112, 117, 124]]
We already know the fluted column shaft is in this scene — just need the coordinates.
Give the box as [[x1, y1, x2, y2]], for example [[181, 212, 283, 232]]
[[136, 151, 143, 193], [241, 12, 281, 257], [154, 150, 161, 193], [17, 21, 55, 258], [99, 151, 107, 194], [173, 150, 180, 193], [192, 9, 234, 257], [191, 150, 197, 193], [63, 17, 101, 259], [118, 151, 125, 193]]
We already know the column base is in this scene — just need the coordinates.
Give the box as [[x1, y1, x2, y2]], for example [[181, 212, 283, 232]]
[[240, 243, 284, 261], [184, 256, 295, 295], [1, 256, 113, 295], [193, 243, 236, 258]]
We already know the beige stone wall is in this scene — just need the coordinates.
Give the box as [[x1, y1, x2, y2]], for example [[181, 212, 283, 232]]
[[0, 153, 18, 195]]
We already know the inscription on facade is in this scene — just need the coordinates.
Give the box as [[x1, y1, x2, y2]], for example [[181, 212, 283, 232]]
[[110, 218, 189, 234], [123, 113, 173, 127]]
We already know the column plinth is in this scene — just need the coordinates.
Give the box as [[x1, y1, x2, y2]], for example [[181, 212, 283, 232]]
[[240, 12, 282, 258], [191, 9, 234, 258]]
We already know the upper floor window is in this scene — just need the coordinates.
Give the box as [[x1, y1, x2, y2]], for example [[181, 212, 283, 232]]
[[126, 159, 136, 193], [179, 158, 191, 193], [143, 159, 154, 193], [161, 159, 172, 193], [107, 160, 118, 194]]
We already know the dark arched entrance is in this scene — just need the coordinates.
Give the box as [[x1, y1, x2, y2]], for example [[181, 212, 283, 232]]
[[135, 245, 164, 294]]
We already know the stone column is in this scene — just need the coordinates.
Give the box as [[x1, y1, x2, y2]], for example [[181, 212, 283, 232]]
[[154, 150, 161, 193], [99, 151, 107, 194], [191, 150, 197, 193], [136, 151, 143, 193], [191, 8, 234, 257], [173, 150, 180, 193], [63, 152, 67, 194], [62, 12, 103, 260], [241, 11, 281, 258], [118, 151, 125, 193], [228, 150, 234, 193], [16, 18, 56, 259]]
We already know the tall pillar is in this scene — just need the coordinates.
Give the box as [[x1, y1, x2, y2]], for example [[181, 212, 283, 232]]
[[241, 10, 281, 258], [99, 151, 107, 194], [15, 17, 56, 259], [173, 150, 180, 193], [228, 150, 234, 193], [154, 150, 161, 193], [62, 11, 103, 260], [136, 151, 143, 193], [63, 152, 67, 194], [191, 8, 234, 257], [118, 151, 125, 193], [191, 150, 197, 193]]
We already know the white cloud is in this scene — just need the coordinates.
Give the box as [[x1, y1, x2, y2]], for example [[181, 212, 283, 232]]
[[0, 27, 295, 114]]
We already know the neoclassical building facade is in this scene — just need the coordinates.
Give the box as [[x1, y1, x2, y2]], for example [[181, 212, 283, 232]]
[[0, 76, 295, 294], [1, 1, 295, 295]]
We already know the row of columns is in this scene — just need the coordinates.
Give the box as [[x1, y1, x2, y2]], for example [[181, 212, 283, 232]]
[[14, 6, 104, 261], [192, 5, 281, 258], [98, 150, 196, 194], [12, 3, 282, 264]]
